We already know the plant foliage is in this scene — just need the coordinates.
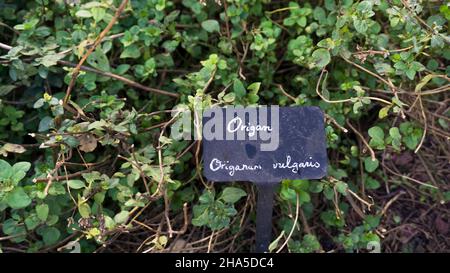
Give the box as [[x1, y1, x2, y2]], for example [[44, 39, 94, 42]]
[[0, 0, 448, 253]]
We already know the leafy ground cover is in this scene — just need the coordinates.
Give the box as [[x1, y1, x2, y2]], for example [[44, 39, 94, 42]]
[[0, 0, 449, 253]]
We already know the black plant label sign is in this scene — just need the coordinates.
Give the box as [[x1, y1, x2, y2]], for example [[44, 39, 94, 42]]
[[202, 106, 328, 183]]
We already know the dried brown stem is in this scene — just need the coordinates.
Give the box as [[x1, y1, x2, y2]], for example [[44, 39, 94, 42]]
[[346, 120, 376, 161], [63, 0, 130, 105]]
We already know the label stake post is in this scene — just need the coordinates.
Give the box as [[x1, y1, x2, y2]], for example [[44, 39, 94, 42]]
[[255, 184, 276, 253], [202, 106, 328, 253]]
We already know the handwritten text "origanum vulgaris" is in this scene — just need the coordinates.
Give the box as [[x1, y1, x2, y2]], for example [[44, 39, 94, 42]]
[[209, 155, 321, 176]]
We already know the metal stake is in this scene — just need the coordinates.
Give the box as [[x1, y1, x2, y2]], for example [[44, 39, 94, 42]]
[[255, 183, 276, 253]]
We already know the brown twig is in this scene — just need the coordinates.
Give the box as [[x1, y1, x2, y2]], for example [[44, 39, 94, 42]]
[[0, 42, 13, 51], [380, 191, 406, 217], [416, 153, 444, 203], [58, 60, 179, 98], [276, 193, 300, 253], [325, 113, 348, 133], [63, 0, 130, 105], [346, 120, 376, 161], [315, 68, 392, 105], [0, 40, 179, 99], [342, 57, 396, 91], [275, 83, 296, 101], [414, 95, 427, 153], [32, 160, 108, 183]]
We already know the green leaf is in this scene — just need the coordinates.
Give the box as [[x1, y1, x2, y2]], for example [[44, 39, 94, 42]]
[[114, 210, 129, 224], [201, 19, 220, 33], [0, 85, 16, 96], [78, 202, 91, 218], [223, 92, 235, 103], [87, 49, 110, 71], [311, 48, 331, 68], [247, 94, 259, 104], [6, 187, 32, 209], [283, 17, 296, 26], [353, 100, 363, 114], [12, 161, 31, 174], [88, 120, 108, 131], [353, 19, 368, 34], [11, 162, 31, 183], [415, 74, 436, 93], [390, 17, 400, 27], [48, 183, 66, 196], [389, 127, 402, 150], [233, 79, 246, 98], [46, 215, 59, 226], [14, 18, 39, 30], [40, 54, 64, 67], [309, 182, 324, 193], [313, 7, 326, 22], [368, 126, 385, 148], [164, 10, 180, 24], [67, 180, 85, 189], [221, 187, 247, 204], [364, 215, 381, 229], [247, 82, 261, 94], [298, 16, 307, 27], [38, 116, 55, 132], [374, 63, 394, 75], [0, 159, 13, 181], [115, 64, 131, 75], [431, 34, 444, 48], [290, 179, 310, 191], [389, 127, 401, 140], [0, 159, 12, 169], [364, 157, 379, 173], [2, 219, 18, 235], [298, 191, 311, 203], [378, 106, 390, 119], [39, 226, 61, 246], [156, 0, 166, 11], [405, 68, 416, 80], [120, 44, 141, 59], [324, 0, 336, 11], [403, 135, 420, 150], [2, 218, 26, 243], [317, 38, 335, 50], [33, 98, 45, 108], [335, 181, 348, 195], [411, 61, 425, 72], [365, 176, 380, 190], [36, 204, 49, 221], [192, 204, 209, 227], [25, 215, 41, 230], [368, 126, 384, 140], [281, 185, 297, 201], [357, 1, 374, 13], [76, 10, 92, 18], [91, 7, 105, 22]]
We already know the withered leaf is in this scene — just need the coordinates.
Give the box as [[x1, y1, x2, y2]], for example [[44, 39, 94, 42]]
[[0, 143, 27, 157], [78, 133, 97, 153]]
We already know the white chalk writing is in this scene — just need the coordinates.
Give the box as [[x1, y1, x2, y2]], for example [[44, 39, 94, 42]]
[[227, 117, 272, 137], [209, 155, 320, 176], [209, 158, 263, 176], [272, 155, 320, 173]]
